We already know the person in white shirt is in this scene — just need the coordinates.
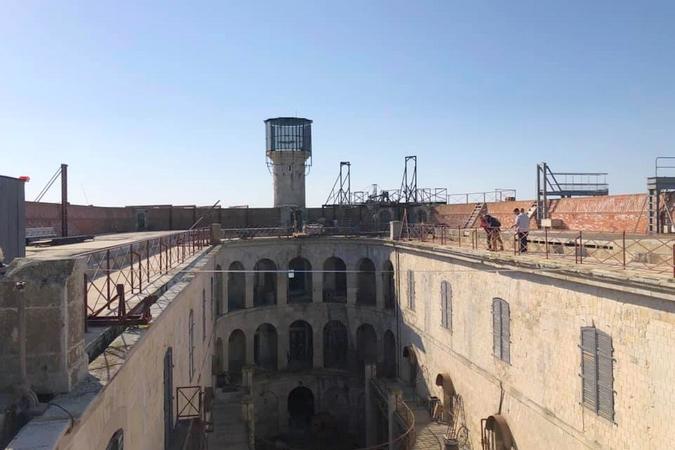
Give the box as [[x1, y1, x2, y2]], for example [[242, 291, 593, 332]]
[[513, 208, 530, 253]]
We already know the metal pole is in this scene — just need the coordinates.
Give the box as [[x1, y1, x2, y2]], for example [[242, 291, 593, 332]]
[[579, 231, 583, 264], [146, 240, 150, 283], [545, 227, 549, 259], [458, 227, 461, 247], [106, 250, 111, 309], [117, 284, 125, 319], [83, 274, 88, 332], [130, 244, 134, 293], [60, 163, 68, 237], [622, 231, 626, 269]]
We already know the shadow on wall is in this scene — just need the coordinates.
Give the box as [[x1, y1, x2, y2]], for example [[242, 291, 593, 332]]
[[399, 324, 518, 450]]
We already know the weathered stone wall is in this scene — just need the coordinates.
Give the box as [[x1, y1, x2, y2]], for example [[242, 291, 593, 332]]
[[214, 239, 397, 372], [8, 248, 217, 450], [393, 242, 675, 450], [0, 257, 87, 394]]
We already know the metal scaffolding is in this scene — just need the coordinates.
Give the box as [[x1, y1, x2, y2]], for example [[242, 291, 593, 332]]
[[536, 162, 608, 222]]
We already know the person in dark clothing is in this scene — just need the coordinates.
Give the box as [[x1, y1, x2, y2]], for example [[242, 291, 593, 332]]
[[480, 214, 503, 251]]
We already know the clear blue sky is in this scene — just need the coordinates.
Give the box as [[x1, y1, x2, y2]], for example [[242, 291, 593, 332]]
[[2, 1, 675, 207]]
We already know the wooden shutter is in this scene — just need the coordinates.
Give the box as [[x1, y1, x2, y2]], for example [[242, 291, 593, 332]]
[[580, 327, 598, 412], [492, 299, 501, 359], [500, 300, 510, 363], [596, 330, 614, 421]]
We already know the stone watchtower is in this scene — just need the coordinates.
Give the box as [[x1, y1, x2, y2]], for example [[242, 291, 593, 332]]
[[265, 117, 312, 209]]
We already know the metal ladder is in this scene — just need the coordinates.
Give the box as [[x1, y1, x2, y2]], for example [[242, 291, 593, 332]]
[[648, 189, 659, 233], [464, 203, 485, 228]]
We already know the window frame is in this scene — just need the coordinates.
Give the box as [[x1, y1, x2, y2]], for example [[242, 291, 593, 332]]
[[440, 281, 452, 332], [407, 270, 415, 311], [580, 326, 615, 421], [189, 309, 195, 380], [492, 298, 510, 364]]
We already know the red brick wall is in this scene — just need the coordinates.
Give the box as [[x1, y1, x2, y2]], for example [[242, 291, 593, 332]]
[[432, 203, 478, 228], [26, 202, 136, 236], [549, 194, 649, 233], [485, 201, 536, 230]]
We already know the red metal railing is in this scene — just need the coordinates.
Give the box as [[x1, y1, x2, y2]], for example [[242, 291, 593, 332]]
[[402, 224, 675, 278], [83, 228, 210, 326]]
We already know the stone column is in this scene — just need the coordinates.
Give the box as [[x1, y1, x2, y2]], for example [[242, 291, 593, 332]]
[[312, 258, 323, 303], [245, 273, 254, 309], [210, 223, 222, 245], [364, 363, 378, 446], [278, 325, 289, 370], [387, 390, 398, 450], [246, 332, 255, 365], [313, 326, 323, 369], [375, 266, 384, 309], [390, 221, 402, 240], [347, 270, 358, 305], [278, 266, 289, 306], [0, 257, 88, 394]]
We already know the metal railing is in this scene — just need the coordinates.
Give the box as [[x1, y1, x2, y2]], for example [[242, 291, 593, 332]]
[[84, 228, 210, 326], [447, 189, 516, 204], [401, 224, 675, 278]]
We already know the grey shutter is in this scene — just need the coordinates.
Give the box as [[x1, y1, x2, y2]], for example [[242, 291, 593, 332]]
[[581, 327, 598, 411], [492, 299, 501, 358], [407, 270, 415, 310], [447, 282, 452, 332], [597, 330, 614, 421], [440, 282, 448, 328], [500, 301, 510, 363]]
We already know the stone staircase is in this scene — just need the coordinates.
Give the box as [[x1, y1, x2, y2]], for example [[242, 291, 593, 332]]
[[207, 387, 249, 450]]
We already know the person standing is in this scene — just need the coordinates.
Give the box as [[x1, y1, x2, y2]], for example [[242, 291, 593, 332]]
[[514, 208, 530, 253]]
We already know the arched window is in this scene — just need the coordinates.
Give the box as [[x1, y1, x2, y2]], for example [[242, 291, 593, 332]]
[[254, 259, 277, 306], [288, 257, 313, 303], [492, 298, 510, 363], [440, 281, 452, 331], [227, 261, 245, 311], [383, 330, 396, 378], [106, 429, 124, 450], [288, 320, 313, 370], [356, 258, 376, 306], [382, 260, 395, 309], [189, 309, 195, 379], [228, 329, 246, 383], [323, 257, 347, 303]]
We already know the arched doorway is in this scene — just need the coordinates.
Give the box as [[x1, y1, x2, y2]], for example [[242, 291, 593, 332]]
[[435, 373, 456, 424], [323, 320, 348, 369], [254, 323, 278, 370], [289, 320, 313, 370], [402, 346, 418, 389], [356, 258, 376, 306], [323, 257, 347, 303], [288, 386, 315, 432], [228, 329, 246, 383], [288, 257, 313, 303], [383, 330, 396, 378], [227, 261, 245, 311], [254, 259, 277, 306], [356, 324, 377, 374]]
